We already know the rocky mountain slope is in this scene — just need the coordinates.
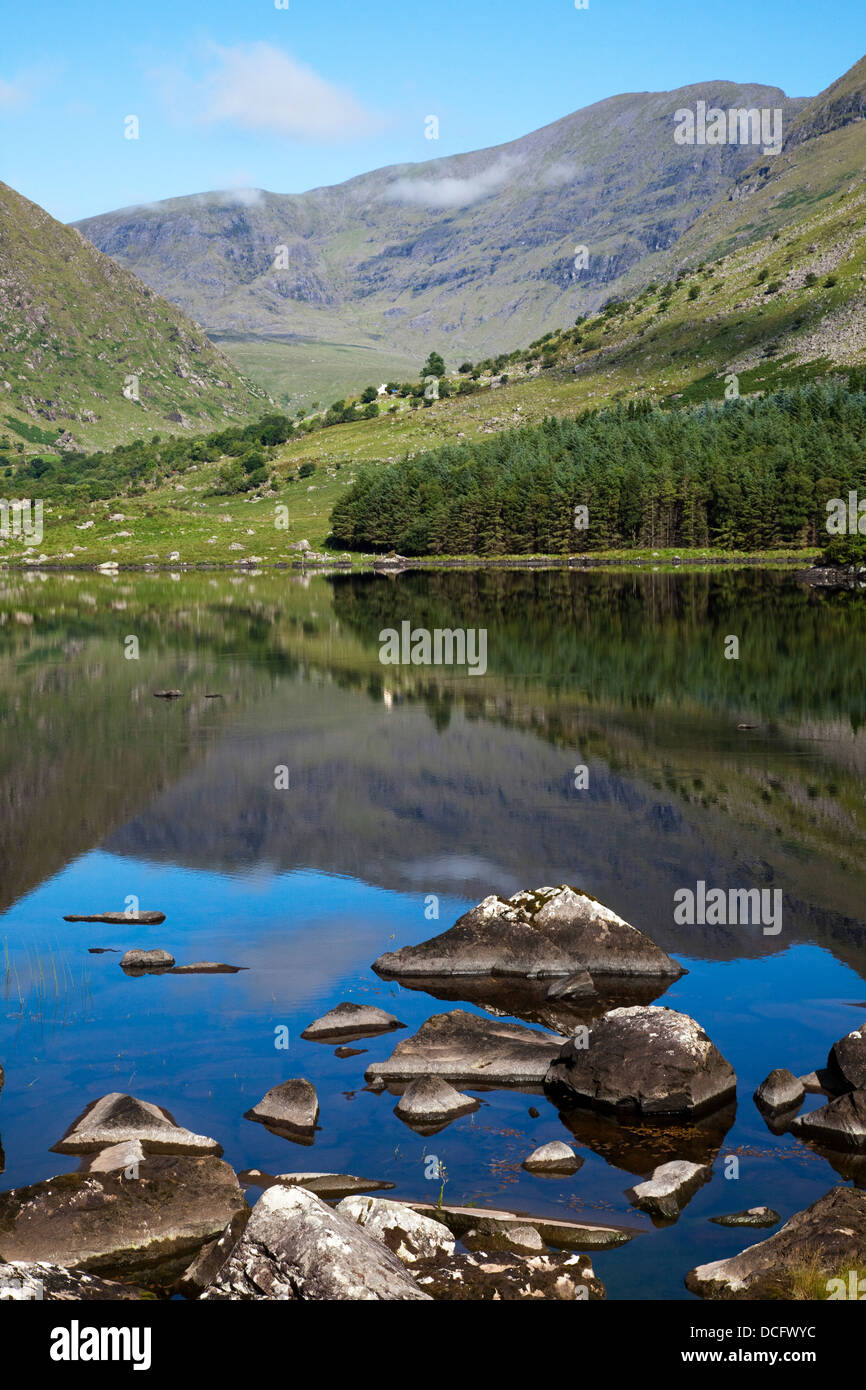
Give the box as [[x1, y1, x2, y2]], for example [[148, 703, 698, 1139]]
[[74, 80, 809, 384], [0, 182, 270, 451]]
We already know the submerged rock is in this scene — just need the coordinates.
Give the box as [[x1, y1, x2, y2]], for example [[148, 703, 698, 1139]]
[[407, 1201, 638, 1251], [169, 962, 246, 974], [64, 911, 165, 925], [753, 1068, 804, 1116], [414, 1250, 605, 1300], [300, 1002, 405, 1043], [545, 1006, 737, 1117], [336, 1196, 455, 1265], [201, 1186, 430, 1300], [556, 1098, 736, 1178], [790, 1090, 866, 1150], [241, 1172, 396, 1200], [0, 1156, 247, 1289], [365, 1010, 564, 1088], [393, 1076, 480, 1131], [52, 1093, 222, 1156], [686, 1187, 866, 1298], [522, 1141, 583, 1175], [546, 971, 595, 1001], [0, 1261, 148, 1300], [121, 948, 175, 975], [709, 1207, 780, 1228], [625, 1160, 712, 1220], [244, 1079, 319, 1143], [373, 885, 683, 981]]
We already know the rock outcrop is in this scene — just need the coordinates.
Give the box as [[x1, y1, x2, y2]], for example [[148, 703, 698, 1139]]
[[365, 1010, 564, 1088]]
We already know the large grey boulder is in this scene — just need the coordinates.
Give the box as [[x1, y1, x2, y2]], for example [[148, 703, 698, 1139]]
[[201, 1186, 430, 1300], [413, 1249, 605, 1300], [753, 1067, 804, 1115], [625, 1160, 712, 1220], [790, 1091, 866, 1150], [244, 1079, 319, 1142], [52, 1093, 222, 1156], [365, 1010, 564, 1088], [0, 1156, 248, 1289], [393, 1076, 480, 1131], [373, 885, 683, 981], [300, 1002, 404, 1042], [336, 1196, 455, 1265], [0, 1261, 147, 1300], [545, 1006, 737, 1116], [686, 1187, 866, 1298], [828, 1022, 866, 1092]]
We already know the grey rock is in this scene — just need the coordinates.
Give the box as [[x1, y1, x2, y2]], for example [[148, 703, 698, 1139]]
[[373, 885, 683, 981], [201, 1186, 431, 1300], [121, 948, 175, 974], [393, 1076, 480, 1130], [754, 1067, 804, 1115], [828, 1022, 866, 1091], [173, 1208, 251, 1298], [464, 1222, 546, 1254], [625, 1160, 712, 1220], [64, 911, 165, 924], [52, 1093, 222, 1156], [413, 1249, 605, 1299], [709, 1207, 780, 1228], [686, 1187, 866, 1298], [546, 971, 595, 1000], [84, 1140, 147, 1174], [170, 962, 246, 974], [790, 1090, 866, 1150], [407, 1201, 638, 1251], [300, 1001, 405, 1043], [522, 1141, 583, 1174], [0, 1155, 247, 1289], [365, 1010, 564, 1088], [336, 1196, 455, 1264], [545, 1005, 737, 1116], [0, 1261, 147, 1300], [242, 1171, 396, 1200], [245, 1078, 319, 1142]]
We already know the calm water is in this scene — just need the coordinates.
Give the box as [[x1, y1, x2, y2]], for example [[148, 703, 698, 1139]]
[[2, 566, 866, 1299]]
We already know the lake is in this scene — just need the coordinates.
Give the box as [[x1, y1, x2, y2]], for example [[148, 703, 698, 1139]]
[[1, 564, 865, 1299]]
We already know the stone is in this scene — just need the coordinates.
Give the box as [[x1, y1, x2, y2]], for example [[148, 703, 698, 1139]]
[[790, 1090, 866, 1150], [709, 1207, 780, 1228], [753, 1067, 804, 1115], [63, 911, 165, 925], [241, 1172, 396, 1201], [413, 1249, 605, 1300], [169, 962, 246, 974], [393, 1076, 480, 1130], [300, 1002, 405, 1043], [121, 949, 175, 975], [407, 1202, 638, 1251], [545, 1005, 737, 1116], [84, 1140, 147, 1174], [52, 1093, 222, 1156], [0, 1261, 147, 1300], [827, 1022, 866, 1092], [686, 1187, 866, 1299], [625, 1160, 712, 1220], [201, 1186, 430, 1300], [373, 885, 683, 981], [546, 971, 595, 1000], [365, 1010, 564, 1088], [336, 1196, 454, 1264], [522, 1140, 583, 1175], [288, 540, 311, 551], [173, 1209, 250, 1298], [0, 1156, 247, 1289], [464, 1222, 545, 1254], [335, 1047, 366, 1058], [245, 1079, 319, 1142]]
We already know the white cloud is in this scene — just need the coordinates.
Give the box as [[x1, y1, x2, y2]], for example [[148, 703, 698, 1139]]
[[200, 43, 381, 141], [385, 157, 517, 209]]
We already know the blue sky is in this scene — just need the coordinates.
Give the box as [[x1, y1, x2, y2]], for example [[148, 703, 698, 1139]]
[[1, 0, 862, 222]]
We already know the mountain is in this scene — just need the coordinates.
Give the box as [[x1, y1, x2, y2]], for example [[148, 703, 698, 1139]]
[[74, 79, 809, 400], [0, 181, 271, 452]]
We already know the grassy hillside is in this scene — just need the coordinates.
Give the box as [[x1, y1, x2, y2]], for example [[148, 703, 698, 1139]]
[[0, 182, 271, 453]]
